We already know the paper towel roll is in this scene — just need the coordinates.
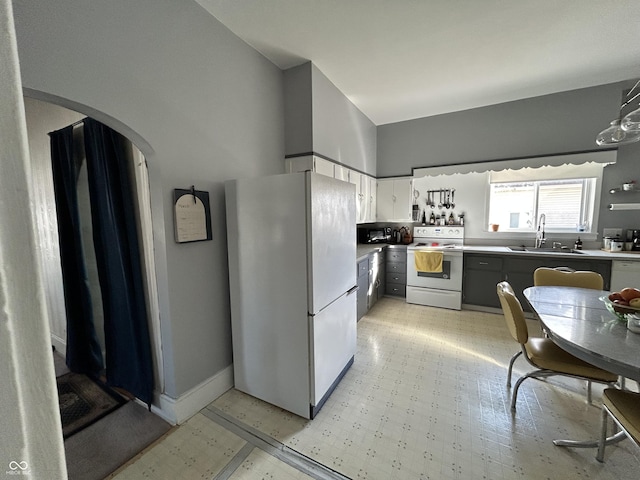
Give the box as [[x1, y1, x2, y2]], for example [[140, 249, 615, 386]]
[[608, 203, 640, 211]]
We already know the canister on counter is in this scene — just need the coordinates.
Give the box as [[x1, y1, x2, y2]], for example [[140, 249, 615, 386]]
[[610, 240, 624, 252]]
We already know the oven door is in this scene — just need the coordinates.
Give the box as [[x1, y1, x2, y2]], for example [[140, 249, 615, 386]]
[[406, 250, 463, 291]]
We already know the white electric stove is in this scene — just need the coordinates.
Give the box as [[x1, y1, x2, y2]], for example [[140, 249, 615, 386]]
[[406, 226, 465, 310]]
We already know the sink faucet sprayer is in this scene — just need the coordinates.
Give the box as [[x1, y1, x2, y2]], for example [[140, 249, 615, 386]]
[[535, 214, 546, 248]]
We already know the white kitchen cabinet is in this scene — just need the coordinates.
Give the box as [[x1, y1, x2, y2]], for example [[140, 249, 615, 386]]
[[349, 171, 376, 223], [286, 158, 375, 223], [285, 155, 334, 178], [364, 175, 377, 223], [348, 170, 364, 223], [334, 164, 349, 182], [377, 177, 412, 221]]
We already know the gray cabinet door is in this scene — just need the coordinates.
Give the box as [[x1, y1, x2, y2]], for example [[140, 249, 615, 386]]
[[504, 257, 611, 311], [357, 259, 369, 320], [385, 247, 407, 297], [463, 255, 504, 308]]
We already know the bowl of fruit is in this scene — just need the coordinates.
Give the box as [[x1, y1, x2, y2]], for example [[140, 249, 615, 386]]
[[601, 287, 640, 322]]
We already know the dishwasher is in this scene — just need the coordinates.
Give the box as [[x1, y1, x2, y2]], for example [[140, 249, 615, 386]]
[[610, 260, 640, 292]]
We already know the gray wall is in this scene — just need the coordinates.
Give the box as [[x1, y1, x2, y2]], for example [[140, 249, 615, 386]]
[[284, 62, 377, 176], [14, 0, 285, 398], [377, 82, 640, 236], [600, 141, 640, 235], [284, 63, 313, 157], [377, 83, 624, 176]]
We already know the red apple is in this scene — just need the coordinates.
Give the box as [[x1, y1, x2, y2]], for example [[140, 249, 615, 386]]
[[620, 288, 640, 302], [609, 292, 624, 302]]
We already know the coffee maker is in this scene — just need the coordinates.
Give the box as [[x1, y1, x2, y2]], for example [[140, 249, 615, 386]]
[[632, 229, 640, 251]]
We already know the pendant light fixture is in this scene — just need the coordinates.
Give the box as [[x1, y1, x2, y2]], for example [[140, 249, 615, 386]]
[[596, 80, 640, 146], [621, 105, 640, 132], [596, 119, 640, 146]]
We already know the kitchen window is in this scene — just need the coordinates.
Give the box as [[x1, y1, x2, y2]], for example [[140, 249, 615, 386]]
[[488, 177, 597, 232]]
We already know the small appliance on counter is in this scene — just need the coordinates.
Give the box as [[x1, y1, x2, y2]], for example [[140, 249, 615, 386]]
[[357, 227, 389, 244], [632, 229, 640, 251]]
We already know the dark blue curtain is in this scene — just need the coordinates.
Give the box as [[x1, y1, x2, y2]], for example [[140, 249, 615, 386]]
[[49, 126, 104, 375], [83, 118, 154, 406]]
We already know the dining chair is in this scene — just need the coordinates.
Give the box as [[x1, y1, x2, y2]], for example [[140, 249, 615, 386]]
[[596, 388, 640, 462], [533, 267, 604, 290], [533, 266, 606, 397], [496, 281, 618, 411]]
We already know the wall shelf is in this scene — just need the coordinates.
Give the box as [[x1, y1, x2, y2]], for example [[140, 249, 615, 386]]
[[610, 184, 638, 194]]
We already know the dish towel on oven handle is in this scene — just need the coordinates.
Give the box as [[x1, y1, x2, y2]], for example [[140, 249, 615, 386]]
[[414, 251, 443, 273]]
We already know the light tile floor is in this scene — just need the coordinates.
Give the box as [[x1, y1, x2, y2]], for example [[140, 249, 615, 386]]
[[115, 297, 639, 479]]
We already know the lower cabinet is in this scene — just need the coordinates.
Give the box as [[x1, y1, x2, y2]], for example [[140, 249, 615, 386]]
[[462, 255, 503, 308], [503, 257, 611, 311], [368, 250, 385, 310], [357, 258, 369, 321], [463, 253, 612, 311], [385, 246, 407, 297], [357, 248, 388, 320]]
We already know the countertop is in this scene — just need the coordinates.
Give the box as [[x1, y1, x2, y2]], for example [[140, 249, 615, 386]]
[[463, 245, 640, 260], [357, 244, 394, 261], [356, 243, 640, 262]]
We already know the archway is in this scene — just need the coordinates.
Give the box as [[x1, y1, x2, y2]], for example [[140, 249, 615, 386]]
[[23, 94, 165, 401]]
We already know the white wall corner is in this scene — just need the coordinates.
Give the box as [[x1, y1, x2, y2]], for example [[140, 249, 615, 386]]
[[150, 364, 234, 425]]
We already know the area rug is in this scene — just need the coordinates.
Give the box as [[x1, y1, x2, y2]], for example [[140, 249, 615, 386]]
[[57, 372, 126, 439]]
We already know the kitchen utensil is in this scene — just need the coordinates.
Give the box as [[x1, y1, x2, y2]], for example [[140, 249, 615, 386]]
[[430, 190, 435, 208], [445, 189, 451, 209], [438, 190, 443, 208], [450, 189, 455, 209]]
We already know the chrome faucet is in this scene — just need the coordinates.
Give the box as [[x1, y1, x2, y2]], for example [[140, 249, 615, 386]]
[[535, 213, 546, 248]]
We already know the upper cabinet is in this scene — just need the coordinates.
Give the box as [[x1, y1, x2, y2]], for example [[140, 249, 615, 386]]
[[377, 177, 412, 222], [334, 164, 350, 182], [286, 155, 335, 176], [348, 170, 376, 224], [286, 155, 376, 224]]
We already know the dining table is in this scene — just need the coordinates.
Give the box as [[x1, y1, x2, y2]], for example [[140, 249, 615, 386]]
[[523, 285, 640, 448]]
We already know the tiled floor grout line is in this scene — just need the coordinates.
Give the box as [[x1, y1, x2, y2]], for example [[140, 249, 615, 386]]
[[203, 406, 351, 480], [212, 443, 255, 480]]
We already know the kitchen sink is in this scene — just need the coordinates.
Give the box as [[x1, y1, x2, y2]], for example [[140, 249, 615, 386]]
[[507, 246, 584, 254]]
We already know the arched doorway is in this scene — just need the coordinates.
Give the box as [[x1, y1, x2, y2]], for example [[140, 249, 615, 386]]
[[23, 96, 164, 402]]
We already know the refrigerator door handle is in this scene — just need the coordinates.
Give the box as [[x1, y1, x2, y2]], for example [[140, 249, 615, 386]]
[[347, 285, 359, 296]]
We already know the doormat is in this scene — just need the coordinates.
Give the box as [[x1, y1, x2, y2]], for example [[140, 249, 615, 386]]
[[57, 372, 127, 439]]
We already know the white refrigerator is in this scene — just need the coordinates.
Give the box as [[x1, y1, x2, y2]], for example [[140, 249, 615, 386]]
[[225, 172, 357, 419]]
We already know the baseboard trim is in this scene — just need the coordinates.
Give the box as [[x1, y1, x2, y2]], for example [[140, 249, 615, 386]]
[[50, 335, 66, 356], [152, 365, 234, 425]]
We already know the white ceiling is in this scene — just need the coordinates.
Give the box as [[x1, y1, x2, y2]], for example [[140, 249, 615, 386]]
[[197, 0, 640, 126]]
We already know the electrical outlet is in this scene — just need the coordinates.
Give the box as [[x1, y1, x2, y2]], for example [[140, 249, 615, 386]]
[[603, 228, 622, 238]]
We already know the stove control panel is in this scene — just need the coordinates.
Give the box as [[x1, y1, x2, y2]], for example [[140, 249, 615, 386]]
[[413, 226, 464, 239]]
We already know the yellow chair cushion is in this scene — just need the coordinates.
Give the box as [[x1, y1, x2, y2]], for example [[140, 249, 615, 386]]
[[603, 389, 640, 443], [525, 338, 618, 382]]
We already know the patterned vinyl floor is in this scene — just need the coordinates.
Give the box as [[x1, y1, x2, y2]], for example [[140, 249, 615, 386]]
[[114, 297, 639, 480]]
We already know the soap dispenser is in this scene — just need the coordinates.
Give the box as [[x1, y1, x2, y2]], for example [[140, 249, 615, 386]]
[[574, 237, 583, 250]]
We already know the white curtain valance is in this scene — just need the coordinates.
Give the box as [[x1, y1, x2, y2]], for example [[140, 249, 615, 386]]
[[490, 161, 606, 183], [413, 151, 616, 179]]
